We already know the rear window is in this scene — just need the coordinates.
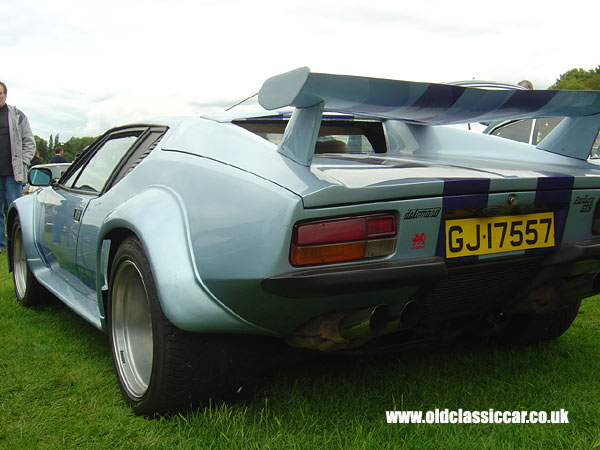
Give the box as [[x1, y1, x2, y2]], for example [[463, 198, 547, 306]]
[[234, 120, 387, 154], [491, 119, 533, 143]]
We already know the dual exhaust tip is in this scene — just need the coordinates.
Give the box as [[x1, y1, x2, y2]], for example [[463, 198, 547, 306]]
[[285, 301, 421, 351], [338, 301, 420, 341]]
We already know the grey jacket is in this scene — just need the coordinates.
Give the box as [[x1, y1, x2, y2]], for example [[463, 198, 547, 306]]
[[7, 104, 35, 183]]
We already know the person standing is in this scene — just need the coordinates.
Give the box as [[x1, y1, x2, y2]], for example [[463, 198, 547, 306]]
[[0, 81, 35, 252], [30, 150, 41, 167], [49, 146, 67, 163], [518, 80, 534, 90]]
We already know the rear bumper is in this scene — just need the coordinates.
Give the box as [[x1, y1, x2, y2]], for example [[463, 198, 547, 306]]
[[262, 239, 600, 304], [261, 257, 447, 298], [543, 239, 600, 265]]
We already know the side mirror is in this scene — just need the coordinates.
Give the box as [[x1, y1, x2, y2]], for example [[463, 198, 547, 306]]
[[28, 167, 53, 186]]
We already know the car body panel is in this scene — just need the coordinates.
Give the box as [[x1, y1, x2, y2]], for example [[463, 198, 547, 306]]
[[259, 67, 600, 161], [96, 183, 267, 334], [8, 67, 600, 343], [162, 117, 600, 209], [9, 192, 102, 327]]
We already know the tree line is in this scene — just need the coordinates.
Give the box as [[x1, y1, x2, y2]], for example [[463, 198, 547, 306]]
[[548, 65, 600, 90], [33, 134, 97, 163]]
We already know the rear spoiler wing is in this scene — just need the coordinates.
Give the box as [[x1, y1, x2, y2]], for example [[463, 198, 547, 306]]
[[258, 67, 600, 165]]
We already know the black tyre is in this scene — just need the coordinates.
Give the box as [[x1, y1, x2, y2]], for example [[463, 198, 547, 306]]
[[10, 216, 48, 307], [107, 236, 261, 416], [494, 301, 581, 345]]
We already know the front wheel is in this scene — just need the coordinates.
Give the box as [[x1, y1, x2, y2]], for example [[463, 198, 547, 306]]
[[107, 236, 261, 416], [11, 216, 47, 307]]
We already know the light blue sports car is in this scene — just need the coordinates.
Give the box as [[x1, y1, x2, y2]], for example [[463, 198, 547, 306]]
[[8, 67, 600, 415]]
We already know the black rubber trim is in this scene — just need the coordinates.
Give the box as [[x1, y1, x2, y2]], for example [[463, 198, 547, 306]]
[[261, 257, 447, 298], [543, 239, 600, 265]]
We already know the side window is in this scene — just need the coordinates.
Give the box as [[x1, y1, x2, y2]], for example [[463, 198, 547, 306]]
[[62, 163, 85, 188], [58, 143, 96, 186], [491, 119, 534, 144], [106, 128, 167, 189], [533, 117, 564, 145], [69, 135, 138, 192]]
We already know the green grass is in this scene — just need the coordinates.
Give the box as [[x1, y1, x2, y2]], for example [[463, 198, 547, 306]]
[[1, 253, 600, 449]]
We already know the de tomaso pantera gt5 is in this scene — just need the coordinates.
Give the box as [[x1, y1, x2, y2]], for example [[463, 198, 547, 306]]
[[8, 67, 600, 415]]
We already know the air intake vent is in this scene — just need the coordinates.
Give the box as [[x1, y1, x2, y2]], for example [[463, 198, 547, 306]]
[[419, 257, 543, 322]]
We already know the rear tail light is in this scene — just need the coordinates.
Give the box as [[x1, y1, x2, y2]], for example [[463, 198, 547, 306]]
[[593, 200, 600, 235], [291, 214, 397, 266]]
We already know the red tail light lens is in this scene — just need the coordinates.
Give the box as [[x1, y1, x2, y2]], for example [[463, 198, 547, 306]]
[[296, 217, 367, 246], [366, 215, 396, 237], [291, 214, 397, 266]]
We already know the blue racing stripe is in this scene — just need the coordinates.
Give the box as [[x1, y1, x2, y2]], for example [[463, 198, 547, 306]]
[[411, 84, 465, 118], [442, 194, 489, 211], [260, 68, 600, 122], [436, 176, 575, 261], [534, 189, 572, 205], [528, 176, 574, 256], [443, 178, 491, 196], [501, 89, 558, 115], [536, 176, 574, 190], [436, 189, 490, 262]]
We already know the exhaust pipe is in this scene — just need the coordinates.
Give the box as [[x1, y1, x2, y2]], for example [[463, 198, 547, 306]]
[[286, 301, 421, 351], [396, 301, 420, 330], [338, 304, 390, 341], [381, 301, 420, 332], [338, 301, 421, 341]]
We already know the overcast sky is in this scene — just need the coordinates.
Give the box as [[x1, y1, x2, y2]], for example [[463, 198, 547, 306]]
[[2, 0, 598, 141]]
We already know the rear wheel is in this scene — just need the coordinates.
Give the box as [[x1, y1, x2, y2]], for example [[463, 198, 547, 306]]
[[108, 236, 261, 416], [11, 217, 47, 307], [494, 301, 581, 345]]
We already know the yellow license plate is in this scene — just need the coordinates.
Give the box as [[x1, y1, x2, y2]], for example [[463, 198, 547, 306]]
[[445, 212, 555, 258]]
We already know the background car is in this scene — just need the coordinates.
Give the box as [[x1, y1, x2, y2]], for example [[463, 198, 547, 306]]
[[8, 67, 600, 416], [23, 162, 71, 195], [449, 81, 600, 159], [485, 118, 600, 158], [484, 117, 564, 145]]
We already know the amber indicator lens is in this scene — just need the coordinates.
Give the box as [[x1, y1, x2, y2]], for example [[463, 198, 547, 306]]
[[291, 214, 397, 266]]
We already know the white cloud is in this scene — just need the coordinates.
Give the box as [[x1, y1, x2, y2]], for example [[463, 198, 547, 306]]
[[1, 0, 598, 140]]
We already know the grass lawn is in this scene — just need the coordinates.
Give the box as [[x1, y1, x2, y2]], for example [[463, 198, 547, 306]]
[[1, 253, 599, 449]]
